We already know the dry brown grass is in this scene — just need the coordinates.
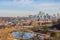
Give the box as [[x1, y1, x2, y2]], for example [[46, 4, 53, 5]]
[[0, 27, 16, 40], [0, 26, 37, 40]]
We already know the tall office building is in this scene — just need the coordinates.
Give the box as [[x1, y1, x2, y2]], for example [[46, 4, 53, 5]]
[[45, 13, 50, 19], [52, 14, 57, 22], [57, 13, 60, 19], [44, 15, 46, 19], [38, 11, 45, 19]]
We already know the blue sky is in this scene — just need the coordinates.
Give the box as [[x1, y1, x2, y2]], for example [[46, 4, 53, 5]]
[[0, 0, 60, 17]]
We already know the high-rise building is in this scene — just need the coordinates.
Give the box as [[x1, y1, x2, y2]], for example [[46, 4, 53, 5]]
[[44, 15, 46, 19], [38, 11, 45, 19], [45, 13, 50, 19], [52, 14, 57, 22], [57, 13, 60, 19]]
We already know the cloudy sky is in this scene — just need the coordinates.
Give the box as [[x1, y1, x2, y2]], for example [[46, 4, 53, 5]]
[[0, 0, 60, 17]]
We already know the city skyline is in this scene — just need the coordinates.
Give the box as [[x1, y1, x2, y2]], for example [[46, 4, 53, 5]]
[[0, 0, 60, 17]]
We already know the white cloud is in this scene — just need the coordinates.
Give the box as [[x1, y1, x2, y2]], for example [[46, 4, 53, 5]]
[[0, 0, 60, 16], [0, 0, 34, 6], [0, 0, 60, 7]]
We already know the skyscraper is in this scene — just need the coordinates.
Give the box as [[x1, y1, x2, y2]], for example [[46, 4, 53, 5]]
[[57, 13, 60, 19], [38, 11, 45, 19]]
